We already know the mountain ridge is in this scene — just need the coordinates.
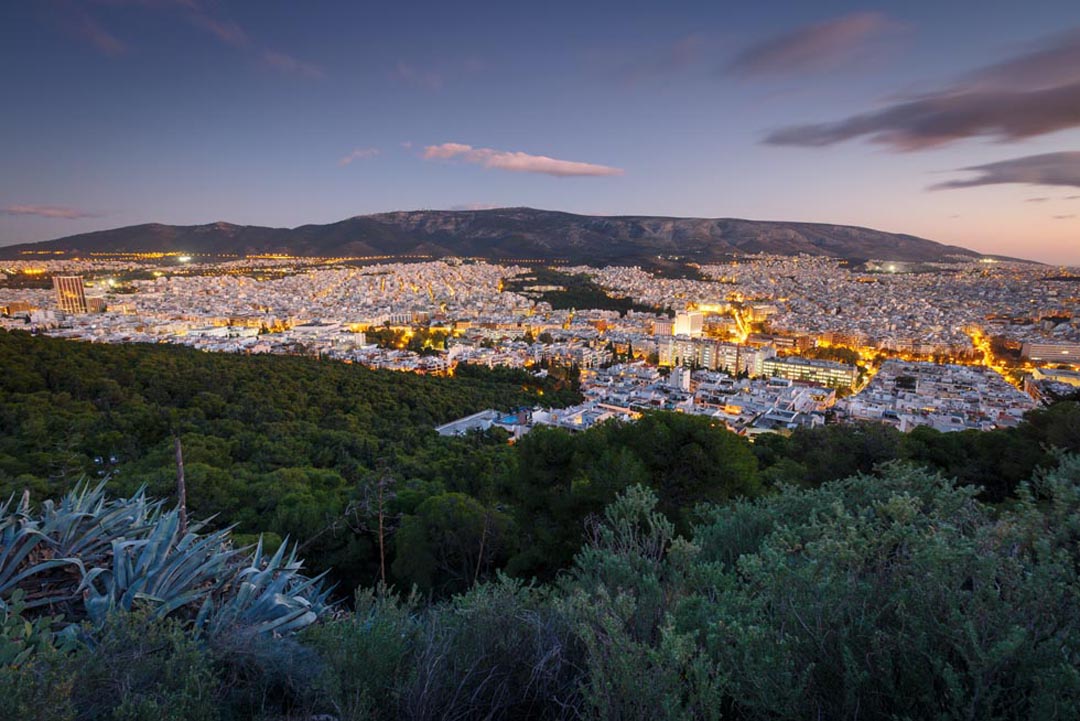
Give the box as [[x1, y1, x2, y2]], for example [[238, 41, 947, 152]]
[[0, 207, 998, 264]]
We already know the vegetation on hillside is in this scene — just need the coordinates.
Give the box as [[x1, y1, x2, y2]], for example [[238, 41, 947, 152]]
[[503, 267, 667, 315], [2, 329, 1079, 598], [5, 459, 1080, 719], [3, 330, 1080, 717]]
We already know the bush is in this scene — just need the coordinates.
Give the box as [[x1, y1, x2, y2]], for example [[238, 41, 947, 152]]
[[309, 579, 583, 721], [0, 590, 76, 721], [306, 588, 421, 721], [71, 610, 220, 721]]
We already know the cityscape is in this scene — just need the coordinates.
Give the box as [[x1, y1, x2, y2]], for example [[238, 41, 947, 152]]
[[3, 0, 1080, 717], [2, 251, 1076, 438]]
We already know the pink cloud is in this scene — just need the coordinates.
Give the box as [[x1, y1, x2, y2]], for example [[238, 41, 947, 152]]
[[338, 147, 381, 166], [424, 142, 473, 160], [449, 203, 501, 211], [261, 50, 324, 78], [729, 12, 901, 76], [422, 143, 624, 177], [3, 205, 100, 219], [187, 13, 251, 48], [57, 0, 322, 78], [72, 9, 126, 56]]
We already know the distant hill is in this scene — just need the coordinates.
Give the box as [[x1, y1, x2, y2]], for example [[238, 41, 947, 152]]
[[0, 207, 991, 264]]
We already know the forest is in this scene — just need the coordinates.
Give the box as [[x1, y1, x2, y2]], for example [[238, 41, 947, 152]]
[[2, 329, 1080, 719], [502, 268, 668, 316], [2, 330, 1077, 594]]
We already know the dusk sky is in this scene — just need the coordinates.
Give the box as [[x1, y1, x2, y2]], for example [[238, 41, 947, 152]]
[[2, 0, 1079, 264]]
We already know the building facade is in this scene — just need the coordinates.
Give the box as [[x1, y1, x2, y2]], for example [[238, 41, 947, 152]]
[[52, 276, 88, 314], [763, 356, 858, 389]]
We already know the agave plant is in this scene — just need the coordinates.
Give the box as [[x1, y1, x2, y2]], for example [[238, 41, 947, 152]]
[[0, 482, 331, 637], [81, 508, 241, 625], [197, 537, 334, 638], [0, 493, 84, 611], [40, 482, 166, 565]]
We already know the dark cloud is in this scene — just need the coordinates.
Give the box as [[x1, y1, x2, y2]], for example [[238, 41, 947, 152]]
[[728, 12, 900, 77], [1026, 197, 1050, 203], [767, 82, 1080, 149], [961, 29, 1080, 91], [766, 28, 1080, 149], [1053, 214, 1076, 220], [930, 152, 1080, 191]]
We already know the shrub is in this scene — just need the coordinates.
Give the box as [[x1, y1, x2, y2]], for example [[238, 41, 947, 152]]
[[0, 589, 76, 721], [72, 609, 219, 721]]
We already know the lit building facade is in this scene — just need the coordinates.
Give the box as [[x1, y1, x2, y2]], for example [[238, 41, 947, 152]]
[[674, 311, 704, 338], [52, 276, 88, 314], [1021, 342, 1080, 364], [763, 356, 858, 389]]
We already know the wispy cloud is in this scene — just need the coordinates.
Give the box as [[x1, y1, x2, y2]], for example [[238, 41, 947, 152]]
[[1053, 214, 1076, 220], [59, 0, 322, 77], [422, 143, 623, 177], [448, 203, 501, 211], [388, 61, 444, 90], [261, 50, 323, 78], [187, 12, 251, 48], [931, 152, 1080, 191], [2, 204, 100, 219], [728, 12, 900, 77], [387, 57, 487, 90], [338, 147, 380, 166], [615, 33, 706, 84], [766, 28, 1080, 149], [1026, 197, 1050, 203], [61, 2, 127, 56]]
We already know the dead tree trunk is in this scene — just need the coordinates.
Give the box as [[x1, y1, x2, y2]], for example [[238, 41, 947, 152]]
[[174, 435, 188, 536]]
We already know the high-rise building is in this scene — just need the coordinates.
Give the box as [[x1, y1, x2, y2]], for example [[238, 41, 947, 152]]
[[52, 276, 88, 314], [674, 311, 704, 338]]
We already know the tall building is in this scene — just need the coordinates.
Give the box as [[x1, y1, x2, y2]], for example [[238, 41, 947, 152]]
[[674, 311, 704, 338], [52, 276, 88, 314]]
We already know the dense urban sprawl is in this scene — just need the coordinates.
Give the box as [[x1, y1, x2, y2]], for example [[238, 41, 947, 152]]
[[2, 253, 1078, 436]]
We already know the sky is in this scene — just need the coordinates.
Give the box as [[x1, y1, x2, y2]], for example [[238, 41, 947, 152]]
[[1, 0, 1079, 264]]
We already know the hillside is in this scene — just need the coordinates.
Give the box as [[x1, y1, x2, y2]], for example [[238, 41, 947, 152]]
[[0, 207, 988, 263]]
